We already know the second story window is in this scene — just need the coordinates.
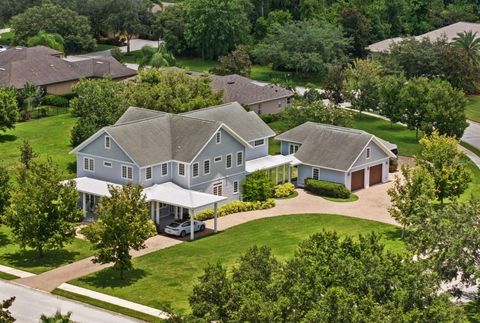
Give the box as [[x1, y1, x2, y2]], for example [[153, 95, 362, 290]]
[[236, 151, 243, 166], [83, 157, 94, 172], [122, 165, 133, 180], [216, 131, 221, 144], [145, 167, 152, 180], [161, 163, 168, 176], [254, 139, 265, 146], [105, 136, 111, 149], [192, 163, 199, 177], [226, 154, 232, 169], [178, 163, 185, 176], [289, 144, 299, 154], [204, 159, 210, 175], [366, 147, 371, 159]]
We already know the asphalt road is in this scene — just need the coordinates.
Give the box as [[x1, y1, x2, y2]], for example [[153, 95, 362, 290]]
[[463, 121, 480, 152], [0, 280, 139, 323]]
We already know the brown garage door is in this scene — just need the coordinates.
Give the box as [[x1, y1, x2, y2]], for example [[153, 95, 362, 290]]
[[369, 164, 383, 186], [351, 169, 364, 191]]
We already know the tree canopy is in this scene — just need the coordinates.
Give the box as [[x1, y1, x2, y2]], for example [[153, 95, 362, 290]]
[[0, 88, 19, 133], [26, 31, 65, 53]]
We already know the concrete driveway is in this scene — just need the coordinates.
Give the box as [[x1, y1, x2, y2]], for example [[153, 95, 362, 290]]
[[462, 121, 480, 152], [0, 280, 138, 323]]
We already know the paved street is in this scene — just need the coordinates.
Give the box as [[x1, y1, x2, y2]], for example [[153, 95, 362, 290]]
[[0, 280, 139, 323], [463, 121, 480, 152]]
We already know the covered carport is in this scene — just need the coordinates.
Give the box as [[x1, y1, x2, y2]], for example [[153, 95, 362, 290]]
[[245, 154, 297, 184], [143, 182, 227, 240]]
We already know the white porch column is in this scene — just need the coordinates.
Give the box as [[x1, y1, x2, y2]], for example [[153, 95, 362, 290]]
[[288, 166, 292, 183], [179, 207, 183, 220], [150, 202, 154, 220], [174, 206, 178, 220], [214, 203, 218, 233], [156, 202, 160, 223], [282, 164, 286, 183], [190, 209, 195, 241], [275, 167, 279, 184], [82, 192, 87, 216]]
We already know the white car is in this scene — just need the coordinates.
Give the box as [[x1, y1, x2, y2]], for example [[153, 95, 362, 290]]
[[164, 220, 206, 237]]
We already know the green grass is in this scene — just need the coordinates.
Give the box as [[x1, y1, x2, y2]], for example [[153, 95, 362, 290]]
[[0, 226, 93, 274], [175, 56, 217, 73], [52, 289, 163, 323], [351, 114, 422, 157], [0, 271, 18, 280], [0, 113, 77, 177], [462, 159, 480, 202], [322, 193, 359, 202], [461, 141, 480, 158], [119, 50, 143, 64], [466, 96, 480, 123], [71, 214, 403, 315]]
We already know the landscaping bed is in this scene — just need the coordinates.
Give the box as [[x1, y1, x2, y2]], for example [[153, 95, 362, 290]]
[[70, 214, 403, 315]]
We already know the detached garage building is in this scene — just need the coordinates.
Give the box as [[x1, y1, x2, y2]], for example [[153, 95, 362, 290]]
[[276, 122, 396, 191]]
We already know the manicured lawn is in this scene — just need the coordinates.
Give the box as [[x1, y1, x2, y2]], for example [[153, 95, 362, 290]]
[[0, 271, 18, 280], [461, 158, 480, 202], [0, 226, 92, 274], [323, 193, 359, 202], [466, 96, 480, 123], [461, 141, 480, 158], [52, 289, 163, 323], [0, 113, 77, 177], [71, 214, 403, 315], [119, 50, 143, 64], [175, 56, 217, 73]]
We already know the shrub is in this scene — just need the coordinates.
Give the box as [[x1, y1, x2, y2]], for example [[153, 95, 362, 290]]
[[305, 178, 350, 199], [259, 113, 281, 124], [273, 183, 295, 198], [196, 199, 275, 221], [389, 158, 398, 173], [110, 46, 122, 61], [242, 171, 274, 202], [42, 95, 69, 107]]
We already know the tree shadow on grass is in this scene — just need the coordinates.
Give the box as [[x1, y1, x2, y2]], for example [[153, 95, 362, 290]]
[[2, 249, 81, 271], [0, 231, 11, 247], [77, 268, 148, 288], [0, 134, 17, 143]]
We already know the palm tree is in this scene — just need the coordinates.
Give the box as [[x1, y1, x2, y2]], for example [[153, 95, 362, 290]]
[[26, 31, 64, 53], [139, 44, 176, 68], [453, 30, 480, 65], [39, 310, 73, 323]]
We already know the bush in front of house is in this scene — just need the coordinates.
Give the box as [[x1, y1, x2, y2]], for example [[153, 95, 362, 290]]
[[242, 171, 274, 202], [389, 157, 398, 173], [273, 183, 296, 198], [196, 199, 275, 221], [305, 178, 350, 199], [42, 95, 69, 107]]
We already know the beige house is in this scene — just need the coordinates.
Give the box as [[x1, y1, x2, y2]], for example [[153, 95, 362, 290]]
[[0, 46, 137, 94]]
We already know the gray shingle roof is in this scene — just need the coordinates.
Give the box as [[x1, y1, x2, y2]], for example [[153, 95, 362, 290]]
[[115, 107, 166, 125], [211, 74, 293, 106], [106, 113, 222, 167], [276, 122, 376, 171], [181, 102, 275, 141], [0, 46, 136, 89]]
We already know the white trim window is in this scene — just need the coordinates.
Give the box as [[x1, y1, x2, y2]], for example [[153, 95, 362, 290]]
[[83, 157, 94, 172], [145, 167, 152, 180], [214, 156, 222, 163], [103, 161, 112, 168], [254, 139, 265, 147], [213, 182, 223, 196], [366, 147, 371, 159], [226, 154, 232, 169], [161, 163, 168, 176], [203, 159, 210, 175], [122, 165, 133, 180], [233, 180, 239, 194], [104, 136, 111, 149], [178, 163, 186, 177], [289, 144, 299, 154], [192, 162, 199, 177], [216, 131, 221, 144], [312, 168, 320, 180], [236, 151, 243, 166]]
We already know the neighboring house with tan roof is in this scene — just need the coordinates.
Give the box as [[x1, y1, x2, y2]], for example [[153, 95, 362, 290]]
[[211, 74, 294, 115], [0, 46, 137, 95], [367, 21, 480, 53]]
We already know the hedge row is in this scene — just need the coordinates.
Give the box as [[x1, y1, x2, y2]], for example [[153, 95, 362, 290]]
[[42, 95, 69, 107], [305, 178, 350, 199], [196, 199, 275, 221]]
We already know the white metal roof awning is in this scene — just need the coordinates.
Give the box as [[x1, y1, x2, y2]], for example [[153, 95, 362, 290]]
[[63, 177, 121, 197], [245, 155, 294, 174], [143, 182, 227, 209]]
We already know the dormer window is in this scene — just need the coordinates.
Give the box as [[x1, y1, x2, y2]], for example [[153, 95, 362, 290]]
[[105, 136, 111, 149], [366, 147, 371, 159], [216, 131, 221, 144]]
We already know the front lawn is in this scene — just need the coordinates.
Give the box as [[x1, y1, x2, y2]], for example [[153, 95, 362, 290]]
[[0, 226, 92, 274], [466, 96, 480, 123], [71, 214, 403, 315], [0, 113, 77, 177]]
